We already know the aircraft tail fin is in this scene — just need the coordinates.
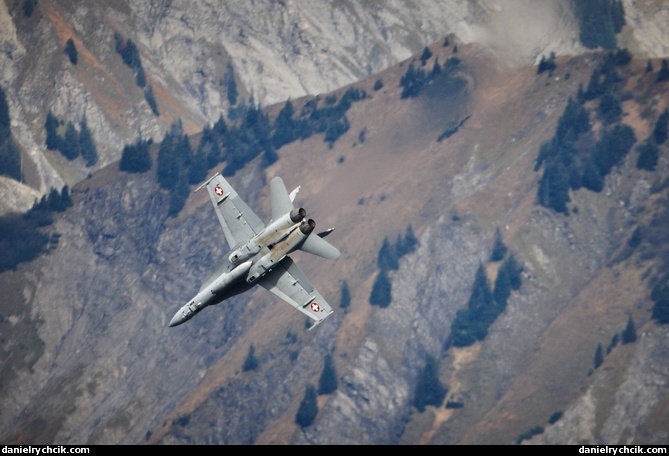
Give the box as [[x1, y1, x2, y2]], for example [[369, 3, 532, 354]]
[[270, 176, 294, 220], [301, 233, 341, 260]]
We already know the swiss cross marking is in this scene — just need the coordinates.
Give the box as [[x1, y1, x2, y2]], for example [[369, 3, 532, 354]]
[[310, 302, 321, 313], [214, 185, 224, 196]]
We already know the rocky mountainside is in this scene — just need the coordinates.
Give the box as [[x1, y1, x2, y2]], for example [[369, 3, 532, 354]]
[[1, 0, 669, 446]]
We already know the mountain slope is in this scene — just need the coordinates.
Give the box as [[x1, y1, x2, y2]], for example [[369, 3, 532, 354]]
[[1, 0, 669, 446]]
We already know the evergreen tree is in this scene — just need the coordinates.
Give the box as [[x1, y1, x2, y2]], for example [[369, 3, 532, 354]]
[[651, 279, 669, 324], [398, 225, 419, 257], [135, 65, 146, 88], [295, 384, 318, 427], [430, 58, 442, 78], [78, 117, 98, 167], [493, 261, 512, 307], [581, 157, 604, 192], [621, 316, 637, 344], [450, 309, 478, 347], [119, 138, 152, 173], [0, 86, 21, 180], [272, 99, 297, 149], [598, 91, 622, 125], [157, 129, 179, 190], [467, 264, 496, 326], [369, 269, 392, 308], [653, 109, 669, 145], [636, 140, 659, 171], [317, 354, 338, 395], [413, 355, 447, 412], [23, 0, 36, 17], [377, 237, 399, 271], [502, 253, 523, 290], [44, 110, 62, 151], [538, 157, 570, 214], [242, 344, 259, 371], [628, 226, 642, 249], [420, 46, 433, 66], [537, 52, 557, 74], [144, 84, 159, 116], [657, 59, 669, 83], [490, 228, 507, 262], [61, 122, 80, 160], [188, 149, 208, 185], [592, 124, 636, 177], [225, 62, 238, 106], [573, 0, 625, 50], [593, 343, 604, 369], [64, 38, 78, 65], [400, 63, 427, 99], [340, 281, 351, 313], [120, 38, 141, 71], [168, 171, 190, 217], [646, 60, 654, 74]]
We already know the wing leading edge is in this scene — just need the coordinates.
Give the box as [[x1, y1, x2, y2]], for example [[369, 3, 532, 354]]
[[258, 257, 334, 327]]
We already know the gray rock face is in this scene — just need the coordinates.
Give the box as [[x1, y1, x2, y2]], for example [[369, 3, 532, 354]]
[[2, 0, 669, 446]]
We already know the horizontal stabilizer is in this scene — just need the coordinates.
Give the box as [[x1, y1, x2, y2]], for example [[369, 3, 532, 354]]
[[301, 233, 340, 260]]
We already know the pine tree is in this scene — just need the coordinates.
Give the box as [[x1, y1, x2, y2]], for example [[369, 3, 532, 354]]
[[0, 86, 21, 180], [64, 38, 78, 65], [537, 157, 570, 214], [657, 60, 669, 82], [377, 237, 399, 270], [490, 228, 507, 261], [598, 91, 622, 125], [295, 384, 318, 427], [502, 254, 523, 291], [340, 281, 351, 313], [467, 263, 497, 329], [651, 279, 669, 324], [23, 0, 36, 17], [369, 269, 392, 308], [493, 262, 512, 307], [593, 343, 604, 369], [61, 122, 80, 160], [621, 316, 637, 344], [157, 130, 178, 190], [413, 355, 447, 412], [225, 62, 238, 106], [45, 110, 62, 151], [144, 85, 159, 116], [168, 172, 190, 217], [420, 46, 433, 66], [317, 354, 338, 395], [636, 140, 659, 171], [119, 139, 152, 173], [78, 117, 98, 167], [242, 345, 259, 371], [653, 109, 669, 145]]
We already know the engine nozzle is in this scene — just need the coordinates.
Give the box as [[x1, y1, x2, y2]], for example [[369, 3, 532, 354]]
[[290, 207, 307, 223], [300, 218, 316, 235]]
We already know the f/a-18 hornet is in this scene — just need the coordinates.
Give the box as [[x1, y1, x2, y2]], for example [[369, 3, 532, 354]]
[[169, 173, 340, 330]]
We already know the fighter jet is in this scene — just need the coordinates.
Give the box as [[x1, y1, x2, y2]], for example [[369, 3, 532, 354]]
[[169, 173, 340, 330]]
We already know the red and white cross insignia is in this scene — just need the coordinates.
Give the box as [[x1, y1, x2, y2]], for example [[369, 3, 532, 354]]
[[310, 302, 321, 313], [214, 185, 224, 196]]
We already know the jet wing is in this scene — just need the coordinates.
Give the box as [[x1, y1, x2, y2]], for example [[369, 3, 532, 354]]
[[196, 173, 265, 249], [258, 257, 334, 326]]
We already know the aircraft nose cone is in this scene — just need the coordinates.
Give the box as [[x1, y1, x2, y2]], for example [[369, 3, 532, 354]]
[[169, 310, 185, 327]]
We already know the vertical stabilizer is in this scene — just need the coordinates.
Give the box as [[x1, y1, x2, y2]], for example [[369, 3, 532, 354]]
[[270, 176, 294, 220]]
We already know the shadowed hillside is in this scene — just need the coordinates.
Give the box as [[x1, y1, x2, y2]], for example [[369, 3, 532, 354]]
[[1, 0, 669, 446]]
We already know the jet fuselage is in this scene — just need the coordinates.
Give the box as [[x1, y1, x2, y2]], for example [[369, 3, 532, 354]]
[[168, 217, 315, 327]]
